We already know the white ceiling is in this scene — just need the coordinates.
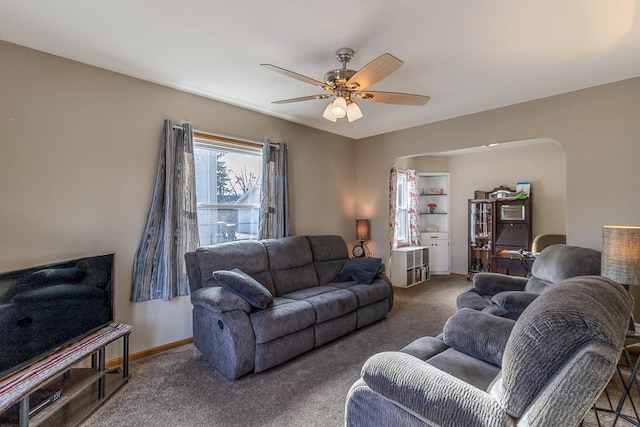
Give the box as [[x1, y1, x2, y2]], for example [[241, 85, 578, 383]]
[[1, 0, 639, 140]]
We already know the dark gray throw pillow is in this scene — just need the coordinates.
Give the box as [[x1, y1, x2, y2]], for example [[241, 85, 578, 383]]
[[212, 268, 273, 309], [335, 257, 382, 284]]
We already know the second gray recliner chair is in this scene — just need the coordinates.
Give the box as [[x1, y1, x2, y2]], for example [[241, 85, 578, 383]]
[[456, 244, 601, 319]]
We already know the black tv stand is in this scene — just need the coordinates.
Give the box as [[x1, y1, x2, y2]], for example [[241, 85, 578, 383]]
[[0, 323, 132, 426]]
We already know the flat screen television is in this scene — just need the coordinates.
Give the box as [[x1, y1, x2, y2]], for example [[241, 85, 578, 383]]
[[0, 253, 114, 380]]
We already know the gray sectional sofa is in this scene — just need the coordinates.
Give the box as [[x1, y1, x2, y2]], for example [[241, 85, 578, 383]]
[[184, 234, 393, 380]]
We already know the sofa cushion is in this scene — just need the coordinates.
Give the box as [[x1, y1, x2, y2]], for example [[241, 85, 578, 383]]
[[346, 279, 391, 306], [303, 289, 358, 323], [306, 235, 349, 285], [427, 348, 501, 391], [336, 258, 382, 285], [250, 299, 316, 344], [282, 285, 337, 300], [263, 236, 319, 296], [400, 336, 449, 361], [212, 268, 273, 309]]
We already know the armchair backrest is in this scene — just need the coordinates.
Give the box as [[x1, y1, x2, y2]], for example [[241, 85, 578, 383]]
[[524, 245, 601, 294], [496, 276, 632, 425]]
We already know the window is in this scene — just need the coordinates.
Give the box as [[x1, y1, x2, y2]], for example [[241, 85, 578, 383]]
[[396, 172, 408, 243], [193, 134, 262, 246]]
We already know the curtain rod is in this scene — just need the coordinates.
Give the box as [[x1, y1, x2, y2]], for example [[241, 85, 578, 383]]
[[171, 124, 280, 149]]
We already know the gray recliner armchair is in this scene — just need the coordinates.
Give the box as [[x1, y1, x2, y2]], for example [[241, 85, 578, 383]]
[[345, 276, 633, 427], [456, 244, 601, 319]]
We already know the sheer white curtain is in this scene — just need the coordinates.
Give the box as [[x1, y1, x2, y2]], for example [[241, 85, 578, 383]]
[[259, 140, 290, 239], [131, 120, 199, 302]]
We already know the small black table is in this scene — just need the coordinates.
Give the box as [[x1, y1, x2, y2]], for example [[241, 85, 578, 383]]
[[491, 250, 536, 277], [592, 328, 640, 426]]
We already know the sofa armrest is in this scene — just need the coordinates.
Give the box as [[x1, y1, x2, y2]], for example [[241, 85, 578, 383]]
[[190, 287, 252, 314], [357, 352, 511, 426], [491, 291, 539, 314], [442, 309, 515, 367], [375, 273, 394, 311], [473, 272, 528, 296]]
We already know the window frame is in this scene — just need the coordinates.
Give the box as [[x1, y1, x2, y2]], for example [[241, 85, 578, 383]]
[[396, 171, 409, 245], [193, 132, 263, 245]]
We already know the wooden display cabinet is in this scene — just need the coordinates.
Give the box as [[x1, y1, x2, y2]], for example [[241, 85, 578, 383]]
[[468, 199, 496, 276], [468, 194, 533, 278]]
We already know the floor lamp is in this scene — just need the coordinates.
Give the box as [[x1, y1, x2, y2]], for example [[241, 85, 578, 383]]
[[598, 225, 640, 425], [602, 225, 640, 327]]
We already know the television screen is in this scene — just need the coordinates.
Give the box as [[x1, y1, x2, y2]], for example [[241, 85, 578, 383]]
[[0, 254, 114, 380]]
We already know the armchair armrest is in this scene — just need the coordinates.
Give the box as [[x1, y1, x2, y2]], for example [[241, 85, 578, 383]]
[[442, 308, 515, 367], [491, 291, 539, 314], [358, 352, 511, 426], [190, 287, 252, 314], [473, 272, 528, 296]]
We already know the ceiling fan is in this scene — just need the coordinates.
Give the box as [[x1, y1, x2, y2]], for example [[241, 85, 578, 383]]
[[261, 48, 431, 123]]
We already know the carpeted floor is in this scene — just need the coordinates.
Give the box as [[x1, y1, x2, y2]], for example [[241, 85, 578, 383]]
[[80, 275, 638, 427]]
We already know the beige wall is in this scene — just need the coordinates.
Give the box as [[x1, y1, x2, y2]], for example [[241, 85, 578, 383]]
[[400, 141, 567, 274], [2, 38, 639, 358], [356, 77, 640, 274], [0, 41, 355, 358]]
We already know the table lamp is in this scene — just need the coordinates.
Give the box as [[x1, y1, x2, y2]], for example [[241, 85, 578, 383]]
[[353, 219, 370, 258], [602, 225, 640, 330]]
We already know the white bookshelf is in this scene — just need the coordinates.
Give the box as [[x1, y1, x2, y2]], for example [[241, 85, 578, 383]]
[[390, 246, 429, 287]]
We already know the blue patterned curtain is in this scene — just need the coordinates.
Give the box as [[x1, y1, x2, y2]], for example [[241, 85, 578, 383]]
[[259, 140, 290, 239], [131, 120, 199, 302]]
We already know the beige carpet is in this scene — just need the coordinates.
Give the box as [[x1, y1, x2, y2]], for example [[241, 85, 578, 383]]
[[80, 275, 638, 427]]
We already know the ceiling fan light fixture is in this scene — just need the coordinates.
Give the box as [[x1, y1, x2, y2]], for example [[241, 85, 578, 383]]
[[323, 102, 337, 122], [346, 100, 363, 122], [331, 96, 347, 118]]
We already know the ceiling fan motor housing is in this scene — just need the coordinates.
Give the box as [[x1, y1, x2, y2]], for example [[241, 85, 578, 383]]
[[324, 69, 356, 89]]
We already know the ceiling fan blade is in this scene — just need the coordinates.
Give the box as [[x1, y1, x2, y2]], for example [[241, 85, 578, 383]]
[[346, 53, 403, 91], [271, 94, 332, 104], [356, 91, 431, 106], [261, 64, 332, 91]]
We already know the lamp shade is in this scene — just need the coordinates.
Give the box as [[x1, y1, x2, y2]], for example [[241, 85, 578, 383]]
[[346, 101, 363, 122], [322, 102, 337, 122], [331, 96, 347, 118], [602, 225, 640, 286], [356, 219, 370, 241]]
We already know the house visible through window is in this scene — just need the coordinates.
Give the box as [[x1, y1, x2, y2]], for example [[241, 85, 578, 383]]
[[396, 172, 408, 243], [193, 134, 262, 246]]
